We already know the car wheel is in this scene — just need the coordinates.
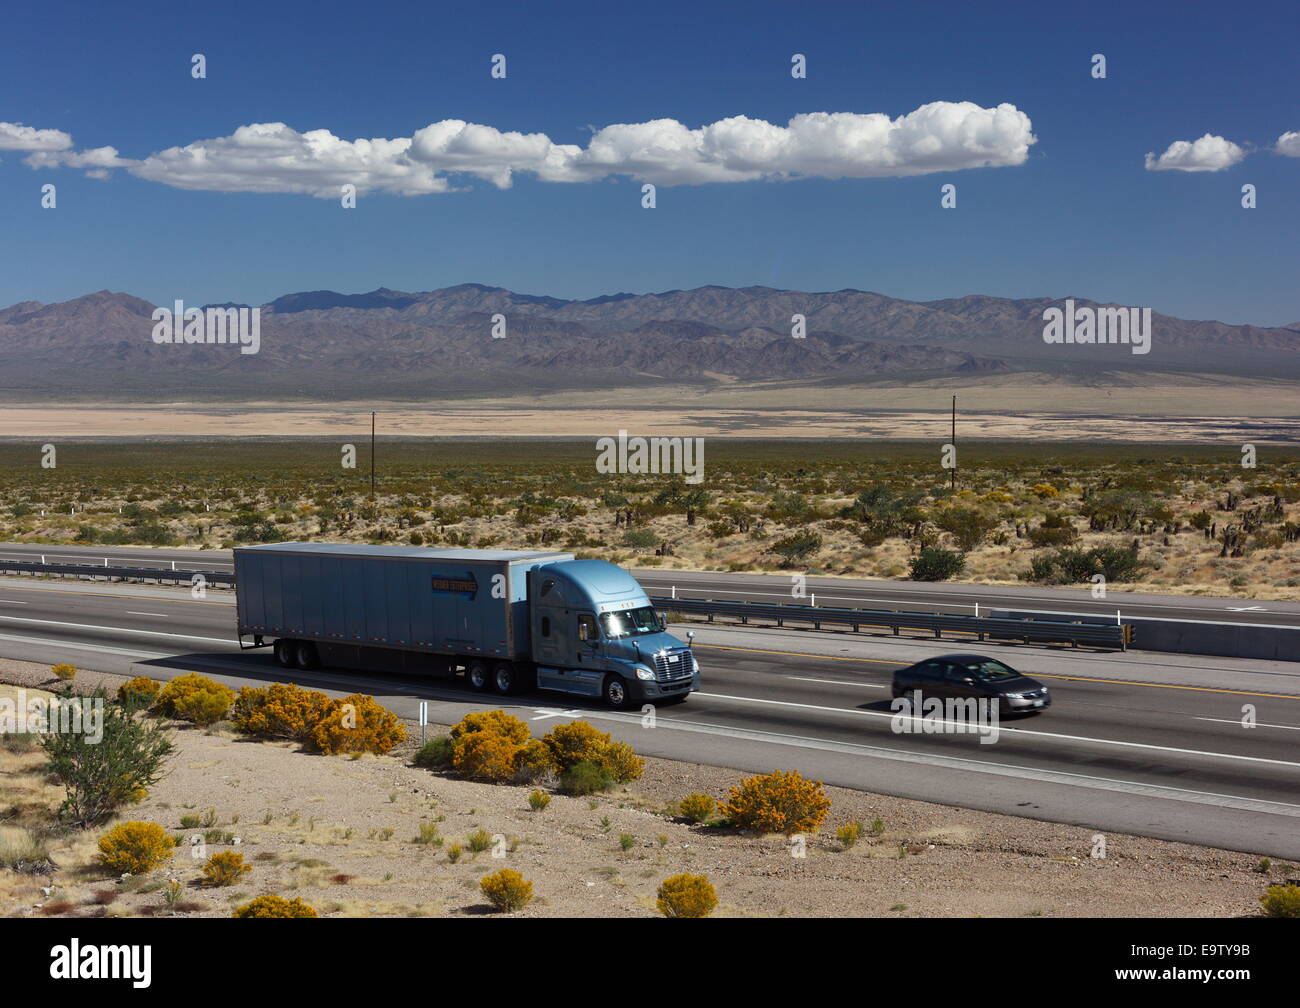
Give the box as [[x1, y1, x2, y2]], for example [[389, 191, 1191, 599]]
[[273, 638, 296, 668], [603, 676, 630, 710], [294, 640, 319, 670], [466, 660, 491, 692], [493, 662, 517, 695]]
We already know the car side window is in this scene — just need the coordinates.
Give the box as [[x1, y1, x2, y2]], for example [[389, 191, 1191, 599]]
[[577, 614, 597, 642]]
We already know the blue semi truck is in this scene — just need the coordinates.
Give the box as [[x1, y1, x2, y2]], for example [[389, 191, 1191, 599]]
[[233, 543, 699, 708]]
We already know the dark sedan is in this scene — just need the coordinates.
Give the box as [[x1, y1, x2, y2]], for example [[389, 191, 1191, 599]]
[[891, 654, 1051, 715]]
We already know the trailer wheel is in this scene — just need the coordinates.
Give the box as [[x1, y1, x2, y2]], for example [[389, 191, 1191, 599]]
[[466, 660, 491, 692], [273, 638, 296, 668], [294, 641, 320, 671], [492, 662, 518, 695], [602, 675, 630, 710]]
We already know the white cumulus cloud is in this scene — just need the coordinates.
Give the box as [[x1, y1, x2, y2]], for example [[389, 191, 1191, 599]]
[[1275, 131, 1300, 157], [0, 122, 73, 152], [18, 102, 1036, 196], [1144, 133, 1246, 172], [130, 122, 448, 196]]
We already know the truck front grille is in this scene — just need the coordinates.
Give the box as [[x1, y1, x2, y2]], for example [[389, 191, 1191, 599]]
[[653, 648, 693, 682]]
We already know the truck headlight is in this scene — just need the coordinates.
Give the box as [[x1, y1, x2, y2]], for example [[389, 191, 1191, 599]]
[[635, 667, 656, 681]]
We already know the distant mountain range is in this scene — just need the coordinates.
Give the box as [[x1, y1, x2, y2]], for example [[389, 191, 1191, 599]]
[[0, 284, 1295, 399]]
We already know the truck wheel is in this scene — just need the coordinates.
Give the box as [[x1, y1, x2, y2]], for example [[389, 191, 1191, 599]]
[[466, 660, 491, 692], [602, 676, 631, 710], [273, 638, 296, 668], [493, 663, 518, 696], [294, 641, 320, 671]]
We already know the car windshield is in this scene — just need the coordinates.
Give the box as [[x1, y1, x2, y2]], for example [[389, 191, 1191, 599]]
[[600, 606, 660, 638], [957, 660, 1019, 682]]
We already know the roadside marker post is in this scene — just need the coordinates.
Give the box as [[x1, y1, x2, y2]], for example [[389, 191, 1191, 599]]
[[418, 701, 428, 744]]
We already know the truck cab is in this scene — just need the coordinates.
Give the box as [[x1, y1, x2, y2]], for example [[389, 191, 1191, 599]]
[[529, 558, 699, 708]]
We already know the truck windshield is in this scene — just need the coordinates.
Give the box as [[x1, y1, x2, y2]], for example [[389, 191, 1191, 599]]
[[600, 606, 660, 638]]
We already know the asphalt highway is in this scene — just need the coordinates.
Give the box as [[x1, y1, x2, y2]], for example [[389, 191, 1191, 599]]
[[1, 542, 1295, 628], [1, 575, 1297, 860]]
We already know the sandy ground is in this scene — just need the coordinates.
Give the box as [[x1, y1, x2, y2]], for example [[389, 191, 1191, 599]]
[[1, 377, 1298, 443], [1, 661, 1289, 919]]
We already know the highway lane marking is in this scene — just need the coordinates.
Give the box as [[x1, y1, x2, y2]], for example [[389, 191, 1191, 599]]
[[0, 549, 234, 568], [1030, 672, 1300, 701], [0, 614, 235, 646], [565, 707, 1300, 819], [699, 641, 1300, 701], [694, 690, 1300, 769], [1196, 716, 1300, 731], [697, 642, 904, 664], [0, 631, 177, 660], [786, 676, 886, 688], [642, 577, 1298, 621], [127, 612, 172, 618], [0, 584, 233, 606], [0, 599, 29, 604]]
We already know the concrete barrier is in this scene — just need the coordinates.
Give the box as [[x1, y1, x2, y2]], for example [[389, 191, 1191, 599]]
[[990, 608, 1300, 662]]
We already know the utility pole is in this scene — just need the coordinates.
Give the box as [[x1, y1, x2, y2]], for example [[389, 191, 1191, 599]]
[[370, 411, 376, 499], [950, 395, 956, 491]]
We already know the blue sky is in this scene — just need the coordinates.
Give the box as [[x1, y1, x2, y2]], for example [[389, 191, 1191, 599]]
[[3, 0, 1297, 325]]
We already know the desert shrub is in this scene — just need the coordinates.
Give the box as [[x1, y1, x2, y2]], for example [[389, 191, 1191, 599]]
[[543, 721, 644, 783], [934, 507, 998, 552], [1029, 544, 1144, 585], [448, 709, 534, 780], [656, 873, 718, 918], [97, 821, 176, 874], [310, 693, 406, 755], [232, 894, 318, 918], [769, 531, 822, 567], [117, 676, 160, 709], [413, 735, 454, 769], [515, 738, 557, 783], [153, 673, 233, 719], [558, 760, 614, 796], [837, 821, 863, 849], [1260, 883, 1300, 918], [42, 688, 175, 825], [909, 547, 966, 582], [603, 741, 645, 784], [619, 833, 636, 851], [231, 682, 333, 742], [51, 663, 77, 682], [1027, 512, 1079, 547], [1029, 483, 1059, 499], [200, 850, 252, 887], [172, 689, 231, 727], [721, 770, 832, 835], [480, 868, 533, 912], [453, 728, 528, 783], [528, 789, 551, 812], [620, 529, 657, 550], [467, 829, 493, 854], [543, 719, 608, 770], [677, 792, 715, 824], [0, 826, 49, 870]]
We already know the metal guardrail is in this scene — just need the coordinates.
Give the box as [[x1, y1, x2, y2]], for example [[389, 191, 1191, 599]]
[[0, 560, 1128, 650], [650, 596, 1132, 651], [0, 560, 236, 588]]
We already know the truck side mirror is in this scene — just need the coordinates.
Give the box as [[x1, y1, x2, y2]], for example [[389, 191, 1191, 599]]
[[658, 612, 667, 631]]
